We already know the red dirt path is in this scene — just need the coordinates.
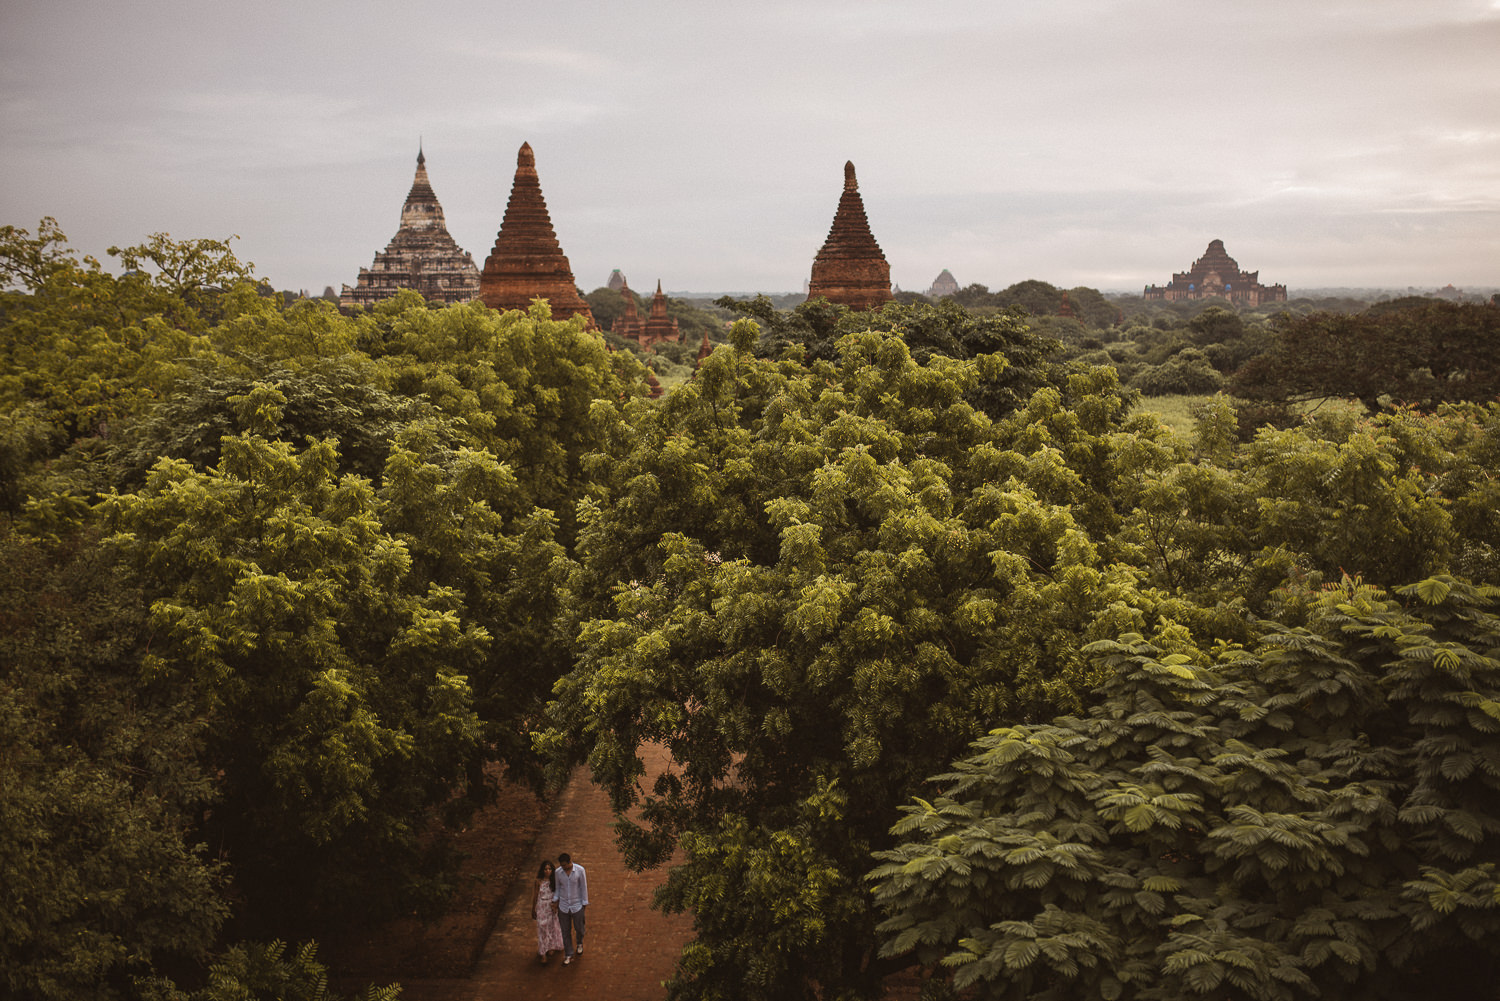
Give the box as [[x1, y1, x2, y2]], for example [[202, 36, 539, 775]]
[[334, 744, 693, 1001]]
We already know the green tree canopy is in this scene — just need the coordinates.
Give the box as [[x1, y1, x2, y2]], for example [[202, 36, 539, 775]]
[[546, 321, 1202, 1000], [365, 297, 648, 544], [715, 296, 1061, 420], [0, 222, 638, 991], [0, 533, 226, 1001], [98, 380, 571, 931], [872, 576, 1500, 1000], [1, 219, 258, 442], [111, 359, 439, 487], [1232, 301, 1500, 415]]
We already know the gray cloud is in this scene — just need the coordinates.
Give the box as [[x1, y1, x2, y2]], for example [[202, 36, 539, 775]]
[[2, 0, 1496, 294]]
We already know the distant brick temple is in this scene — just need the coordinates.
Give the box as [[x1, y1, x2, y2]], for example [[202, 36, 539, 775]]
[[340, 148, 481, 309], [479, 143, 594, 325], [807, 161, 892, 311], [1143, 239, 1287, 306], [606, 269, 626, 291], [926, 269, 959, 298], [613, 280, 680, 349]]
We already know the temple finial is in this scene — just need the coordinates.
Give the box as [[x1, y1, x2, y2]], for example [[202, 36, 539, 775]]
[[844, 160, 857, 191], [417, 137, 424, 166]]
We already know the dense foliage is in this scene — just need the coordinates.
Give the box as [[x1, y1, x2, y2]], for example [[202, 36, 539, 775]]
[[5, 216, 1499, 1000], [1, 220, 646, 996], [1, 535, 225, 1001], [1233, 300, 1500, 415], [545, 319, 1177, 1000], [872, 576, 1500, 1000]]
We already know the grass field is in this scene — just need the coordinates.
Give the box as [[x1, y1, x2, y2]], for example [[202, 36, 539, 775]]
[[1136, 394, 1368, 440], [657, 371, 692, 394], [1135, 394, 1219, 437]]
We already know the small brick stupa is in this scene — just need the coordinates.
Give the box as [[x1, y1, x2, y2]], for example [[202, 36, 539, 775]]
[[615, 282, 642, 334], [341, 147, 480, 308], [643, 281, 680, 346], [613, 280, 680, 349], [479, 143, 594, 324], [806, 161, 892, 311]]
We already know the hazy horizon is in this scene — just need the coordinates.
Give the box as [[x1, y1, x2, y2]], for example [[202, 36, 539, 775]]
[[660, 283, 1500, 301], [4, 1, 1498, 296]]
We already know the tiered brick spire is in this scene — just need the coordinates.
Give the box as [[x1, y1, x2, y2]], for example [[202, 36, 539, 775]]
[[645, 280, 679, 344], [479, 143, 594, 324], [340, 146, 480, 308], [806, 161, 892, 311], [618, 281, 641, 329]]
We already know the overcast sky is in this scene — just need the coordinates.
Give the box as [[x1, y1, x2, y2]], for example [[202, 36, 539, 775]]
[[3, 0, 1498, 296]]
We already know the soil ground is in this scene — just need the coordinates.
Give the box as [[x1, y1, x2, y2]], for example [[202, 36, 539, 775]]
[[323, 769, 550, 983], [326, 747, 694, 1000], [325, 746, 926, 1001]]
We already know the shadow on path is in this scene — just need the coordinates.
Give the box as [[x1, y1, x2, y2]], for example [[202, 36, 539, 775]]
[[394, 744, 693, 1001]]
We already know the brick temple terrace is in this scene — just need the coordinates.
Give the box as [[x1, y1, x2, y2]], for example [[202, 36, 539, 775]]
[[1143, 239, 1287, 306]]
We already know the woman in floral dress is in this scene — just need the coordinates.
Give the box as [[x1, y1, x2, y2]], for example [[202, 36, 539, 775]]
[[531, 859, 564, 963]]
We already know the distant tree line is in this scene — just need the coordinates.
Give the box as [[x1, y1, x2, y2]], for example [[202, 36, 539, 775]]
[[923, 275, 1500, 429]]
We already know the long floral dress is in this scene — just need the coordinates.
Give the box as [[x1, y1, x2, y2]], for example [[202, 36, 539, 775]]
[[534, 879, 564, 956]]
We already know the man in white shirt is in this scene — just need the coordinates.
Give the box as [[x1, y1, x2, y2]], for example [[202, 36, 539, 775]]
[[554, 852, 588, 965]]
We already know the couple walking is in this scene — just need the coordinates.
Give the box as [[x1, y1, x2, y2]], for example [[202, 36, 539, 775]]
[[531, 853, 587, 966]]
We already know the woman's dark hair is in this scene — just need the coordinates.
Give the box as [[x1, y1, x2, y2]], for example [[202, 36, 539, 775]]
[[537, 859, 556, 891]]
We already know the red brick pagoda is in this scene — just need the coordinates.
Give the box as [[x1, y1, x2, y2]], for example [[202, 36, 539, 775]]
[[614, 282, 642, 336], [479, 143, 594, 324], [340, 147, 480, 308], [612, 279, 680, 349], [806, 161, 892, 311], [1143, 239, 1287, 306]]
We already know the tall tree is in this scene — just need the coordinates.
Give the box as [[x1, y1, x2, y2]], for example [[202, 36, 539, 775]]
[[0, 533, 226, 1001], [1, 220, 256, 443], [715, 296, 1060, 420], [1232, 301, 1500, 414], [547, 321, 1182, 1000], [367, 297, 649, 544], [100, 388, 493, 931]]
